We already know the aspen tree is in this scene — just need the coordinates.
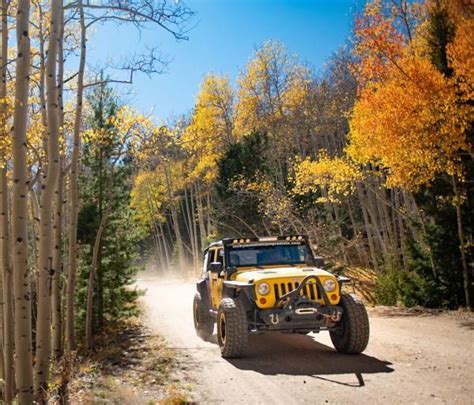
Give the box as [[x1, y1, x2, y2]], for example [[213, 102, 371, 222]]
[[0, 0, 13, 400], [51, 3, 64, 361], [11, 0, 34, 400], [34, 0, 62, 396], [66, 0, 85, 352]]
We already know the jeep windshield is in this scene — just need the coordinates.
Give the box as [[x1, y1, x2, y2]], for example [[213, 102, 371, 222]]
[[227, 242, 309, 267]]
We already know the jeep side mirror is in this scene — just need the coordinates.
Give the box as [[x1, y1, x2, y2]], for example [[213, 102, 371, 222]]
[[305, 255, 324, 268], [313, 256, 325, 268], [209, 262, 223, 274]]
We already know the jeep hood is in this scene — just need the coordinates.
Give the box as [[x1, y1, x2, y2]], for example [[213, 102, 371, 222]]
[[234, 267, 334, 283]]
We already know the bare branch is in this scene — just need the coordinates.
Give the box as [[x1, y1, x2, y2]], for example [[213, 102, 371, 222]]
[[64, 0, 195, 40]]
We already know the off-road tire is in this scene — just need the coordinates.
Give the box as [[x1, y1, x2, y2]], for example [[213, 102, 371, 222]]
[[330, 294, 369, 354], [193, 292, 214, 340], [217, 298, 248, 358]]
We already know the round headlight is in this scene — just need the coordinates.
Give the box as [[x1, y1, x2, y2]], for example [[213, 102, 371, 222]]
[[323, 279, 336, 292], [257, 282, 271, 296]]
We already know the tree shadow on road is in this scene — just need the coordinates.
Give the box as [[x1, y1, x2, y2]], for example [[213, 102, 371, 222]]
[[225, 333, 393, 387]]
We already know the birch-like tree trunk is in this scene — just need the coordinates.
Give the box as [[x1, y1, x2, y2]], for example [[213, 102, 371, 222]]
[[159, 222, 170, 269], [164, 164, 184, 268], [0, 0, 13, 400], [34, 0, 62, 396], [11, 0, 34, 400], [51, 4, 65, 360], [0, 169, 12, 403], [66, 0, 85, 352], [195, 182, 207, 249], [51, 165, 63, 360]]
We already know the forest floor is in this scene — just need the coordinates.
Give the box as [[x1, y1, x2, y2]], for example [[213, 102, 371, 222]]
[[66, 321, 192, 404], [136, 272, 474, 405]]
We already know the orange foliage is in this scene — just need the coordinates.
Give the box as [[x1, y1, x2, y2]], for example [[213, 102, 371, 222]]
[[349, 0, 473, 190], [352, 0, 406, 85]]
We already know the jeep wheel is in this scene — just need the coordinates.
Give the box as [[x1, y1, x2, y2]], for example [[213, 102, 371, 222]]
[[193, 293, 214, 340], [217, 298, 248, 358], [330, 294, 369, 354]]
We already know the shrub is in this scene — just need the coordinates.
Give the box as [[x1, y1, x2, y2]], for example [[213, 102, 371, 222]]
[[375, 269, 442, 308]]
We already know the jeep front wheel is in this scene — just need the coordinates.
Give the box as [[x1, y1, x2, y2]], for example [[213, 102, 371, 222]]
[[330, 294, 369, 354], [217, 298, 248, 358], [193, 292, 214, 340]]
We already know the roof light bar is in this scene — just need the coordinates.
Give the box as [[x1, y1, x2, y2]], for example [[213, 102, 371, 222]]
[[259, 237, 278, 242], [226, 235, 307, 245]]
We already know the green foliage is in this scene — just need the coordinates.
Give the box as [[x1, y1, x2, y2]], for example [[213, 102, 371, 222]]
[[426, 0, 455, 76], [76, 82, 142, 338], [217, 131, 269, 195], [376, 269, 436, 308], [407, 180, 466, 307], [215, 131, 270, 236]]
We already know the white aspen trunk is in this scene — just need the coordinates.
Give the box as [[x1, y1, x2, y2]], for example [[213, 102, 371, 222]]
[[206, 192, 212, 236], [144, 192, 160, 267], [37, 2, 48, 154], [159, 223, 170, 269], [34, 0, 62, 396], [51, 3, 64, 360], [190, 186, 199, 271], [165, 165, 184, 268], [0, 0, 12, 399], [66, 0, 85, 352], [152, 225, 163, 270], [195, 182, 207, 249], [0, 169, 13, 403], [171, 203, 184, 267], [51, 165, 63, 360], [0, 227, 3, 400], [364, 185, 387, 255], [183, 188, 196, 271], [12, 0, 34, 400], [394, 189, 409, 272], [356, 182, 379, 271], [30, 191, 40, 267]]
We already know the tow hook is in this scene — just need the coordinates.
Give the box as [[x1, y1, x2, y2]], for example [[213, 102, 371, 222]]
[[331, 312, 341, 322], [295, 308, 319, 315], [269, 313, 279, 325]]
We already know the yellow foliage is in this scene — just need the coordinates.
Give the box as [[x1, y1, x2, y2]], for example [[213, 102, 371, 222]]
[[130, 157, 186, 226], [130, 170, 167, 226], [182, 74, 234, 184], [293, 152, 362, 203], [232, 175, 295, 227], [234, 41, 310, 135]]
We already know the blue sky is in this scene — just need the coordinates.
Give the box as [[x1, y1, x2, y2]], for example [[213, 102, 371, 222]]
[[87, 0, 357, 120]]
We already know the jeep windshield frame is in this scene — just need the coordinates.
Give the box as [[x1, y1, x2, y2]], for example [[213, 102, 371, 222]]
[[225, 241, 309, 268]]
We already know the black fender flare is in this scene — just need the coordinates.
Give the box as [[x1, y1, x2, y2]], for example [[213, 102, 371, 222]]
[[196, 278, 211, 307], [222, 281, 255, 312]]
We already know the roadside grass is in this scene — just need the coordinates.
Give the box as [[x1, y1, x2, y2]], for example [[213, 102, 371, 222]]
[[64, 321, 193, 404]]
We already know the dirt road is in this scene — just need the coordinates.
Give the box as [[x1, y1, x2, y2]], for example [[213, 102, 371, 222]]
[[137, 275, 474, 404]]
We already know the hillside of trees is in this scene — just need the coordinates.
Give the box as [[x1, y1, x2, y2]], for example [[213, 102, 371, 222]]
[[0, 0, 472, 402], [132, 0, 473, 311]]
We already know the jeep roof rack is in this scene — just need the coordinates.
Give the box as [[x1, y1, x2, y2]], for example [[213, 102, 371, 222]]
[[222, 235, 308, 245]]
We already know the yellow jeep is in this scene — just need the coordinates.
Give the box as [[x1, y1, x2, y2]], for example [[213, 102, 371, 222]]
[[193, 236, 369, 358]]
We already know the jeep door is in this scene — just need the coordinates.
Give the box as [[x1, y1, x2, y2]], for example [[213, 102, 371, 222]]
[[209, 247, 225, 309]]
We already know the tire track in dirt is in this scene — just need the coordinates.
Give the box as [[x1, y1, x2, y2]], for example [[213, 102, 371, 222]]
[[137, 275, 474, 404]]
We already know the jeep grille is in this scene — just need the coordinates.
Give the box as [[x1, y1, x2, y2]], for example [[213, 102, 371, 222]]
[[273, 281, 319, 301]]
